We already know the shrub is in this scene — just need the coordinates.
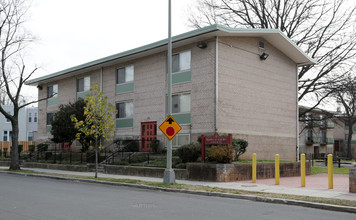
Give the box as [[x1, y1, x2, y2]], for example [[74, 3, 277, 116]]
[[232, 138, 248, 161], [207, 145, 235, 163], [29, 145, 36, 153], [177, 143, 201, 163]]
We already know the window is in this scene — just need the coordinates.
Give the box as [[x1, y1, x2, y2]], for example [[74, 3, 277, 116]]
[[3, 131, 12, 141], [306, 129, 312, 143], [5, 111, 11, 122], [28, 112, 32, 123], [28, 131, 33, 141], [172, 134, 190, 147], [320, 130, 327, 144], [77, 76, 90, 92], [117, 65, 134, 84], [47, 84, 58, 98], [46, 112, 55, 126], [172, 93, 190, 113], [172, 51, 191, 73], [34, 112, 37, 123], [116, 101, 133, 119]]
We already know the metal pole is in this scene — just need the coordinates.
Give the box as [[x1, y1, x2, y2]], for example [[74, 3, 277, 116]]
[[163, 0, 175, 184]]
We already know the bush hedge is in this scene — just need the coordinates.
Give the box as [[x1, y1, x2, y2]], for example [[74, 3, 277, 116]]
[[207, 145, 235, 163], [177, 143, 201, 163]]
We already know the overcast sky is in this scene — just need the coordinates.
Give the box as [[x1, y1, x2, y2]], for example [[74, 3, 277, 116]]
[[27, 0, 194, 79]]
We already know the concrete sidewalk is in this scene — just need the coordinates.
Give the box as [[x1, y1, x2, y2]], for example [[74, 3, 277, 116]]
[[1, 166, 355, 201]]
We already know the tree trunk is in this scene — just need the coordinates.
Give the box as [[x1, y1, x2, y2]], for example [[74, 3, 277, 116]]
[[95, 139, 98, 178], [347, 123, 354, 160], [9, 119, 20, 170]]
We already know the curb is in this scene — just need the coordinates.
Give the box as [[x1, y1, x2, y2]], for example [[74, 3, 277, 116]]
[[2, 171, 356, 214]]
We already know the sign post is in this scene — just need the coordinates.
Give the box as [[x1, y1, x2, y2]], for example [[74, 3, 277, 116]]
[[163, 0, 175, 184]]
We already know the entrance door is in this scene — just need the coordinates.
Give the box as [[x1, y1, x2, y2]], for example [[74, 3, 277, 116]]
[[141, 122, 157, 152]]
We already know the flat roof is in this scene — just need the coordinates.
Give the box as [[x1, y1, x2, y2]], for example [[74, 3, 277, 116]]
[[26, 24, 316, 86]]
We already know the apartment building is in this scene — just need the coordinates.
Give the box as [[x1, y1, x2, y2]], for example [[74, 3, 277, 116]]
[[299, 106, 344, 157], [26, 25, 315, 161]]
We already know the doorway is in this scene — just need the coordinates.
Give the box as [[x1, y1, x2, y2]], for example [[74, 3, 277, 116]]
[[141, 122, 157, 152]]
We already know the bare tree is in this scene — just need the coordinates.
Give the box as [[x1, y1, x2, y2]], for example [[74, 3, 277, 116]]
[[330, 74, 356, 159], [0, 0, 40, 170], [189, 0, 356, 114]]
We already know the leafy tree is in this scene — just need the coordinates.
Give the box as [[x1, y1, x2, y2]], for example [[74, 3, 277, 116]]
[[51, 99, 93, 152], [72, 83, 117, 178], [188, 0, 356, 114]]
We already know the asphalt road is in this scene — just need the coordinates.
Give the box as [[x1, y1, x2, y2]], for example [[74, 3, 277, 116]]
[[0, 173, 355, 220]]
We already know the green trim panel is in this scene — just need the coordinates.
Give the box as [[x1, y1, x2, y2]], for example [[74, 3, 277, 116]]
[[47, 97, 58, 106], [116, 118, 133, 128], [46, 125, 52, 133], [327, 138, 334, 144], [312, 137, 320, 143], [116, 82, 134, 94], [172, 71, 191, 84], [172, 113, 191, 124], [77, 91, 89, 100]]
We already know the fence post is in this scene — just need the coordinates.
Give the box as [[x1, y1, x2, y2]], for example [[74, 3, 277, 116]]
[[275, 154, 280, 185], [252, 153, 256, 183], [81, 152, 83, 164], [70, 150, 72, 164], [328, 154, 333, 189], [54, 144, 57, 163], [301, 154, 305, 187]]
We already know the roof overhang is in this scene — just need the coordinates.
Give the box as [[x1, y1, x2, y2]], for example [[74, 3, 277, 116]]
[[26, 24, 316, 86]]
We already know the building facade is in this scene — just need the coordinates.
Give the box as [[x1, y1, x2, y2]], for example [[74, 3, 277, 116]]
[[0, 106, 38, 142], [27, 25, 314, 161]]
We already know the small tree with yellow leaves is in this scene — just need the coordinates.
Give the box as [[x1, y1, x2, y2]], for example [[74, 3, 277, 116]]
[[71, 83, 117, 178]]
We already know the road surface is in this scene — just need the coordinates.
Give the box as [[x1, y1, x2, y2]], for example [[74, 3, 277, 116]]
[[0, 173, 354, 220]]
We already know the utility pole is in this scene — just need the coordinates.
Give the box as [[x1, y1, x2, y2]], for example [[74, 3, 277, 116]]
[[163, 0, 175, 184]]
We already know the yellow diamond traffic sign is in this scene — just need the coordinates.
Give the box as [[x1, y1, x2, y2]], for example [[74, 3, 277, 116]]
[[159, 115, 182, 140]]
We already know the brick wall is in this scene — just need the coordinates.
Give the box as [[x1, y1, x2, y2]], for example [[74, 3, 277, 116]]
[[186, 162, 311, 182]]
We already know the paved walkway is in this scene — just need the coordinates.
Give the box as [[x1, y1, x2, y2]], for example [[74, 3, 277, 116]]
[[1, 166, 355, 201]]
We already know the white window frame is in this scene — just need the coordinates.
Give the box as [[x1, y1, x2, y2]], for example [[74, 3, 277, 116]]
[[172, 50, 191, 73], [47, 84, 58, 98], [172, 93, 191, 114], [3, 130, 12, 141], [117, 65, 134, 84], [116, 101, 134, 119], [28, 131, 33, 141], [172, 134, 190, 148], [5, 111, 11, 123], [34, 112, 38, 123], [77, 76, 90, 92]]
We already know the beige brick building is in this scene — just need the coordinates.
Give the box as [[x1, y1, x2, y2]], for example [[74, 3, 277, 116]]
[[27, 25, 315, 161]]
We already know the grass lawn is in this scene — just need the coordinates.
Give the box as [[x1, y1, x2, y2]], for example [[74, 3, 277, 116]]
[[311, 166, 349, 175]]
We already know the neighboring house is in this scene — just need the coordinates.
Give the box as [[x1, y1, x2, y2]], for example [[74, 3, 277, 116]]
[[334, 114, 356, 158], [26, 25, 315, 161], [299, 106, 345, 157], [0, 106, 38, 142]]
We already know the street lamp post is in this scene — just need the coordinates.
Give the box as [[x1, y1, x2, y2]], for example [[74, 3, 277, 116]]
[[163, 0, 175, 184]]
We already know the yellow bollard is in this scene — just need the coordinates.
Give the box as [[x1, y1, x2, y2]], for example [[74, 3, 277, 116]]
[[301, 154, 305, 187], [275, 154, 280, 185], [252, 153, 257, 183], [328, 154, 333, 189]]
